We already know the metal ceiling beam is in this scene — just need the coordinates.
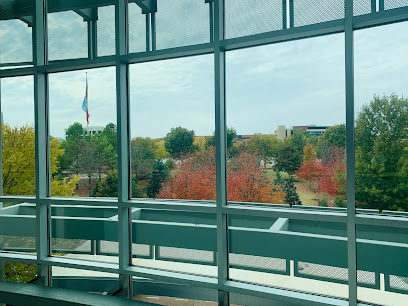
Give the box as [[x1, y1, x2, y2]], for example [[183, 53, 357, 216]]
[[0, 3, 33, 26], [74, 7, 97, 22], [133, 0, 156, 14]]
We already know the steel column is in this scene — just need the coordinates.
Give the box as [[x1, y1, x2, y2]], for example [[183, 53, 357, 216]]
[[145, 13, 151, 52], [115, 0, 132, 299], [151, 12, 156, 51], [289, 0, 294, 28], [88, 19, 98, 59], [379, 0, 385, 11], [345, 0, 357, 305], [33, 0, 51, 287], [214, 0, 229, 305]]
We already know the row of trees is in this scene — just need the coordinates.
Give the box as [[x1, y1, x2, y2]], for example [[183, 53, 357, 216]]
[[2, 94, 406, 212]]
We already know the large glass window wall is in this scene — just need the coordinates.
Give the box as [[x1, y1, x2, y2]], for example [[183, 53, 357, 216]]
[[1, 0, 408, 305]]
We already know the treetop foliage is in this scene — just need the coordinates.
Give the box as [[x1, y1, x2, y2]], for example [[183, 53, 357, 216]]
[[164, 126, 197, 159]]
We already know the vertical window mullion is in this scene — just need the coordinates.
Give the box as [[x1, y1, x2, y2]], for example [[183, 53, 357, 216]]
[[214, 0, 229, 305], [345, 0, 357, 305], [34, 0, 51, 286], [116, 0, 132, 299]]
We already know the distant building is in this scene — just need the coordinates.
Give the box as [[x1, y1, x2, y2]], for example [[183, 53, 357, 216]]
[[85, 126, 104, 136], [306, 126, 329, 137], [275, 125, 292, 141], [275, 125, 330, 140], [64, 125, 105, 139]]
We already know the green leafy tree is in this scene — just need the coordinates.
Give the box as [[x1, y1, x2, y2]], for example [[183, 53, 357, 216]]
[[247, 135, 282, 168], [205, 127, 237, 154], [102, 123, 117, 152], [282, 176, 302, 207], [131, 137, 156, 180], [287, 129, 308, 155], [58, 122, 86, 175], [77, 136, 99, 196], [94, 134, 116, 179], [274, 170, 284, 186], [317, 124, 346, 162], [146, 159, 168, 198], [355, 94, 408, 212], [274, 143, 303, 175], [164, 127, 197, 159], [93, 170, 143, 197]]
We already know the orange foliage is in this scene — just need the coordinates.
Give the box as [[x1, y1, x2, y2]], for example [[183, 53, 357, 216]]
[[157, 150, 285, 204]]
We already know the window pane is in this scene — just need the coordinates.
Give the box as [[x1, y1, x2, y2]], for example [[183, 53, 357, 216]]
[[155, 0, 210, 50], [51, 204, 118, 264], [355, 21, 408, 304], [226, 34, 349, 299], [226, 34, 346, 209], [129, 55, 215, 201], [131, 208, 217, 277], [1, 76, 35, 196], [0, 16, 33, 67], [49, 67, 117, 198], [0, 76, 36, 259], [48, 10, 88, 61]]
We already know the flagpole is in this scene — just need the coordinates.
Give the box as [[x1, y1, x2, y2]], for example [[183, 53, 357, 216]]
[[86, 72, 88, 132]]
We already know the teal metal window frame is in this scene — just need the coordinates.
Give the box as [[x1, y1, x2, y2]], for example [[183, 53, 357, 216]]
[[0, 1, 408, 305]]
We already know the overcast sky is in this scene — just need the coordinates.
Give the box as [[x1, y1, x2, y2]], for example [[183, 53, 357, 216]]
[[0, 12, 407, 139]]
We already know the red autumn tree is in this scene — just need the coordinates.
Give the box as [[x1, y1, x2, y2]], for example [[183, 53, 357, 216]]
[[157, 150, 285, 204], [296, 144, 323, 190], [228, 151, 285, 203], [317, 151, 346, 197], [157, 149, 216, 200]]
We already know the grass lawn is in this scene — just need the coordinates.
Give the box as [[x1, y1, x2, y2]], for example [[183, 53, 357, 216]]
[[266, 169, 324, 206]]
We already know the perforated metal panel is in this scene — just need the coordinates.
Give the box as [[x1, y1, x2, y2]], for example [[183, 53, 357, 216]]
[[48, 11, 88, 61], [155, 0, 210, 50], [230, 253, 287, 273], [354, 0, 373, 16], [97, 5, 115, 57], [388, 275, 408, 292], [133, 243, 151, 257], [293, 0, 345, 27], [158, 246, 214, 263], [296, 262, 377, 287], [98, 240, 151, 257], [128, 2, 147, 53], [385, 0, 408, 9], [0, 19, 32, 65], [98, 240, 118, 254], [225, 0, 283, 39]]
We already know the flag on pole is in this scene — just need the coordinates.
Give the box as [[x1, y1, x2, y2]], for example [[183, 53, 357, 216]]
[[82, 74, 90, 125]]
